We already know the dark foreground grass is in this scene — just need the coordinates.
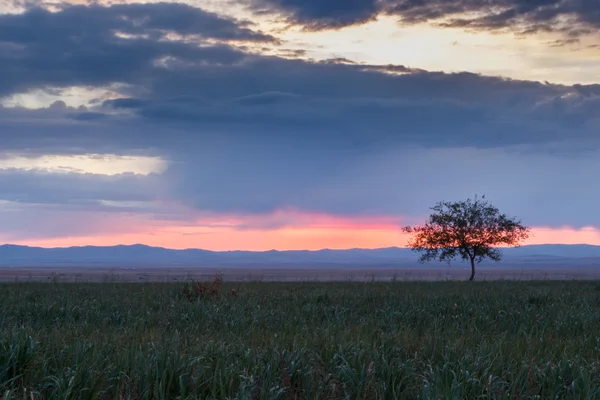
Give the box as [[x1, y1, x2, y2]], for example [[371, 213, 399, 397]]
[[2, 281, 600, 399]]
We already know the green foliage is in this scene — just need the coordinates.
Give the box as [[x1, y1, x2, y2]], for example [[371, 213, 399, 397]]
[[0, 329, 38, 392], [403, 195, 530, 280], [1, 281, 600, 398]]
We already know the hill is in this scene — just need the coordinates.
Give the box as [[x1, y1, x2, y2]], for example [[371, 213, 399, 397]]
[[1, 244, 600, 267]]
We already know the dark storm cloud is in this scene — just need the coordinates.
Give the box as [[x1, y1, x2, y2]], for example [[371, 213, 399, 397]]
[[246, 0, 600, 38], [2, 2, 274, 42], [159, 143, 600, 228], [247, 0, 379, 30], [0, 0, 597, 156], [1, 56, 598, 154], [573, 84, 600, 97], [0, 2, 271, 96], [125, 57, 565, 107], [0, 1, 580, 127], [101, 93, 559, 149], [1, 2, 600, 229], [93, 58, 597, 150]]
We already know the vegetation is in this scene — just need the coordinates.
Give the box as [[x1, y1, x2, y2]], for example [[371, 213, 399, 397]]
[[2, 280, 600, 399], [403, 195, 530, 281]]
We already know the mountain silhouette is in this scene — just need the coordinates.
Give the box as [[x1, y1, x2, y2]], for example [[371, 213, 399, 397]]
[[1, 244, 600, 267]]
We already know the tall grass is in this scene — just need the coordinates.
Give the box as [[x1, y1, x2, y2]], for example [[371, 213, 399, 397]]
[[1, 280, 600, 398]]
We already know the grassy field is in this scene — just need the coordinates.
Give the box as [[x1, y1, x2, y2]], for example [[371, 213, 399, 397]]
[[2, 266, 600, 283], [2, 280, 600, 399]]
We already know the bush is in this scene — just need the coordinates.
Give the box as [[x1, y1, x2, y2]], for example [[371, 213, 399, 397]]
[[179, 273, 223, 300]]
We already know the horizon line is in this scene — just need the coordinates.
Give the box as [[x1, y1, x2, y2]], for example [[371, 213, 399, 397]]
[[2, 242, 598, 252]]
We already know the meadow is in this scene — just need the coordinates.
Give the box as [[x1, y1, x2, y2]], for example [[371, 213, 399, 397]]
[[2, 279, 600, 399]]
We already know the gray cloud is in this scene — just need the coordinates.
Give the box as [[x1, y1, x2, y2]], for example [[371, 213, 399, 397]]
[[4, 2, 274, 42], [246, 0, 600, 40], [159, 144, 600, 228], [247, 0, 380, 30], [3, 141, 600, 230], [5, 40, 597, 155], [0, 2, 271, 97], [0, 2, 599, 233], [0, 169, 164, 205], [0, 201, 175, 241]]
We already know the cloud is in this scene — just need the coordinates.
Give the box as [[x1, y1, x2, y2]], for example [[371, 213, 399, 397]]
[[0, 169, 163, 205], [160, 145, 600, 228], [2, 0, 597, 149], [0, 1, 599, 238], [246, 0, 600, 40], [0, 200, 181, 241], [247, 0, 380, 30], [0, 2, 273, 97], [4, 2, 274, 42], [96, 64, 598, 151], [429, 0, 600, 37], [0, 153, 166, 175], [5, 44, 598, 156]]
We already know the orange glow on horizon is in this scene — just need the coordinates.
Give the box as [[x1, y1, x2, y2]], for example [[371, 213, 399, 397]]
[[523, 226, 600, 246], [7, 214, 600, 251]]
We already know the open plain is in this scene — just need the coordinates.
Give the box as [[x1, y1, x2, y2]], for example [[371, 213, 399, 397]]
[[2, 265, 600, 282], [3, 280, 600, 398]]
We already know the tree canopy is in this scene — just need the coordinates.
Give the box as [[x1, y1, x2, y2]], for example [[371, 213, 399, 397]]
[[402, 195, 530, 281]]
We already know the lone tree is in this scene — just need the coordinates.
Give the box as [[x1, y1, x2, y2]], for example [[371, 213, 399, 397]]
[[402, 195, 530, 281]]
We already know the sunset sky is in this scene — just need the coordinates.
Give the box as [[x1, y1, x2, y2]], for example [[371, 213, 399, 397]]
[[1, 0, 599, 250]]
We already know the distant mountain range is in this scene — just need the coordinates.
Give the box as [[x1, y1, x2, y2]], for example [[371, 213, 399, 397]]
[[1, 244, 600, 268]]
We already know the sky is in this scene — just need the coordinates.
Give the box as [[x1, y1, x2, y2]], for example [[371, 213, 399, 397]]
[[0, 0, 599, 250]]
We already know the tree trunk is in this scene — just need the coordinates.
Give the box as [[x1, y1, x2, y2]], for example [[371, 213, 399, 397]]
[[469, 257, 476, 281]]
